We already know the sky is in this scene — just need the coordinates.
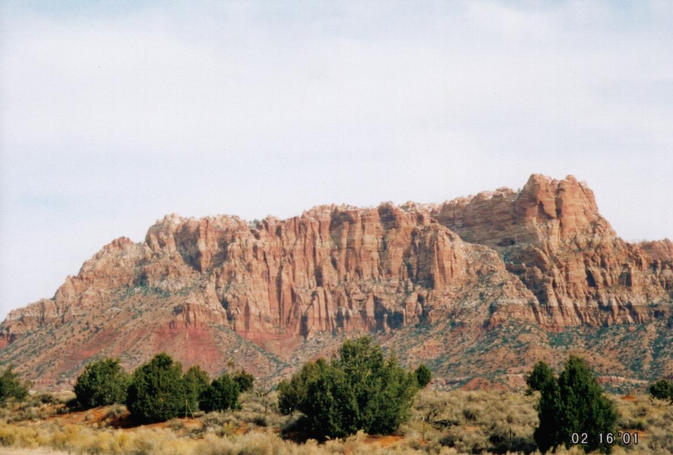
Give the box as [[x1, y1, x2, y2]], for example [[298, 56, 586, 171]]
[[1, 1, 672, 320]]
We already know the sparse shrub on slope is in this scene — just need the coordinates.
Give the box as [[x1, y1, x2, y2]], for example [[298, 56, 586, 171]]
[[648, 378, 673, 402], [199, 373, 240, 412], [278, 336, 421, 439], [529, 356, 618, 454], [73, 358, 130, 409], [126, 353, 188, 423], [414, 364, 432, 388], [0, 365, 29, 404], [183, 365, 210, 414]]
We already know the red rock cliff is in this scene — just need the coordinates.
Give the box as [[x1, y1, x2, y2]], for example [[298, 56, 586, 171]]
[[0, 174, 670, 389], [432, 174, 671, 327]]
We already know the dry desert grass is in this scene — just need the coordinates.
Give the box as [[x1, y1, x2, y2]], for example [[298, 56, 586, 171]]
[[0, 389, 672, 454]]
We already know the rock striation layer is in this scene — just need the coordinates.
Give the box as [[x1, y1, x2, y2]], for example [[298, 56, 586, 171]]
[[1, 174, 671, 390]]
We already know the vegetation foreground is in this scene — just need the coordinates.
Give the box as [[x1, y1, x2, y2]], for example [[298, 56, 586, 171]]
[[1, 338, 672, 454], [0, 387, 671, 455]]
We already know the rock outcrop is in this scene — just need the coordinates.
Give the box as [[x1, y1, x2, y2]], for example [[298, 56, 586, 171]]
[[433, 174, 671, 328], [639, 239, 673, 293], [1, 174, 671, 390]]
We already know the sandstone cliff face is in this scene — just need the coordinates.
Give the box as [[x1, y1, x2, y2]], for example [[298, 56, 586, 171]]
[[639, 239, 673, 294], [639, 239, 673, 262], [433, 174, 671, 328], [0, 237, 144, 349], [1, 174, 671, 390], [132, 203, 536, 348]]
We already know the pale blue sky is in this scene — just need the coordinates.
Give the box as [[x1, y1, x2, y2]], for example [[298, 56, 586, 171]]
[[1, 1, 672, 319]]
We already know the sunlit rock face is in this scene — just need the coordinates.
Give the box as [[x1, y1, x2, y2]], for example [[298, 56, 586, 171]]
[[433, 174, 671, 327], [1, 174, 671, 390]]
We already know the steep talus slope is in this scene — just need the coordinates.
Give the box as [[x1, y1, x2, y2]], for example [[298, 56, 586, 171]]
[[1, 174, 671, 390]]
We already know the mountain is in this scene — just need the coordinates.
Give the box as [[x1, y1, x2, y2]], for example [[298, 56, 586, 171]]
[[1, 174, 671, 391]]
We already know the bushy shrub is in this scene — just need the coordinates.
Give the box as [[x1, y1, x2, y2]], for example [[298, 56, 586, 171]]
[[0, 365, 29, 404], [126, 353, 188, 423], [648, 379, 673, 402], [199, 373, 240, 412], [414, 364, 432, 388], [278, 336, 420, 439], [183, 365, 210, 414], [73, 358, 130, 409], [233, 369, 254, 393], [529, 356, 618, 454]]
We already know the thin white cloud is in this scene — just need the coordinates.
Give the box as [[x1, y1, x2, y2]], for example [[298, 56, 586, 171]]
[[1, 1, 672, 319]]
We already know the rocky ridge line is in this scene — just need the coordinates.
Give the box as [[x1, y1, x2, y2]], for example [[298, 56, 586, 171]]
[[0, 174, 670, 389]]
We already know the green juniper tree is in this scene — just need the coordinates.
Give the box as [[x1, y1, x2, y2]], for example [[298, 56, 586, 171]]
[[199, 373, 240, 412], [278, 336, 422, 439], [73, 358, 130, 409], [183, 365, 210, 414], [0, 365, 29, 404], [232, 369, 254, 393], [528, 356, 618, 454], [126, 353, 188, 423], [648, 378, 673, 402], [278, 361, 321, 415], [414, 364, 432, 388], [526, 361, 556, 394]]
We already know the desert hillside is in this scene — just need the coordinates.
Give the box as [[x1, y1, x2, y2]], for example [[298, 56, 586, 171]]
[[1, 174, 671, 390]]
